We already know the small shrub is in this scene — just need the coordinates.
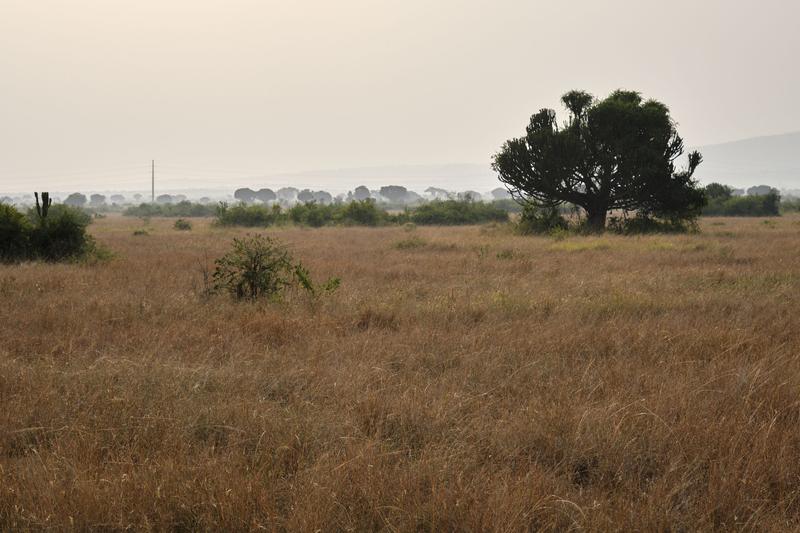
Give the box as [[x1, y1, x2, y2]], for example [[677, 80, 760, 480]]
[[394, 236, 427, 250], [496, 249, 516, 260], [212, 234, 338, 301], [516, 203, 568, 235], [133, 229, 149, 236], [174, 219, 193, 231]]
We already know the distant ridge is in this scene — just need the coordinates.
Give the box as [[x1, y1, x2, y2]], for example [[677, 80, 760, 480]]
[[693, 131, 800, 189]]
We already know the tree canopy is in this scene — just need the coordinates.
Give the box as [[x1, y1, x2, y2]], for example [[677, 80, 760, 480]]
[[493, 90, 706, 231]]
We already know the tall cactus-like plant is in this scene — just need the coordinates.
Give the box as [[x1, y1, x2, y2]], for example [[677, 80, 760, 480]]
[[35, 192, 52, 222]]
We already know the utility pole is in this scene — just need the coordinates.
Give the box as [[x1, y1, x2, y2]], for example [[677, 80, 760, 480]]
[[151, 160, 155, 203]]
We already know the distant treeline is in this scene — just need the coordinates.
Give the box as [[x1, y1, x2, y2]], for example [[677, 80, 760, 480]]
[[215, 199, 509, 227], [701, 183, 782, 217], [123, 201, 217, 218]]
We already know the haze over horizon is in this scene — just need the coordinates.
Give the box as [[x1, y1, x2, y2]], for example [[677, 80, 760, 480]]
[[2, 0, 799, 193]]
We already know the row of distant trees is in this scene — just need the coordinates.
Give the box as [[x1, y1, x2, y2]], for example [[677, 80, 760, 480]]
[[231, 186, 511, 206]]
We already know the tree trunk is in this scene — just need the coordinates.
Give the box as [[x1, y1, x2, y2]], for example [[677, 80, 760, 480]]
[[586, 209, 607, 232]]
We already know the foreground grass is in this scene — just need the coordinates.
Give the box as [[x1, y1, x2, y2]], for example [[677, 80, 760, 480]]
[[2, 215, 800, 530]]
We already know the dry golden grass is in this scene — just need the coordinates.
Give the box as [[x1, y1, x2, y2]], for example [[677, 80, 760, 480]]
[[2, 215, 800, 531]]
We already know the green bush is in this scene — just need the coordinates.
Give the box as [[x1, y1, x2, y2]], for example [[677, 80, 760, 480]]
[[212, 234, 339, 301], [174, 219, 192, 231], [409, 200, 509, 225], [215, 202, 286, 227], [0, 202, 95, 262], [515, 203, 568, 235], [334, 199, 388, 226], [0, 203, 31, 262], [27, 204, 95, 261]]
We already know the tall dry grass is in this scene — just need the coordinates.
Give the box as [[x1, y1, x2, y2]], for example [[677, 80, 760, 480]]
[[2, 216, 800, 530]]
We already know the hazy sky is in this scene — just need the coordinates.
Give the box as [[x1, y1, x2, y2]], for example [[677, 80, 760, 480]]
[[1, 0, 798, 193]]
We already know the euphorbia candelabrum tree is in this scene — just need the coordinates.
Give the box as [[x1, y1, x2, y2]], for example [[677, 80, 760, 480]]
[[493, 90, 706, 231]]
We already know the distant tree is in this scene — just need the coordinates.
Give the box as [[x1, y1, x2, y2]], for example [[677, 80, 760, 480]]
[[747, 185, 774, 196], [234, 188, 257, 203], [174, 194, 187, 202], [493, 89, 706, 231], [490, 187, 511, 200], [277, 187, 299, 203], [64, 193, 87, 207], [89, 194, 107, 207], [425, 187, 451, 200], [380, 185, 408, 204], [110, 194, 125, 204], [254, 188, 277, 203], [198, 197, 212, 204], [133, 193, 143, 202], [156, 194, 174, 204], [459, 190, 483, 201], [704, 183, 733, 201], [1, 196, 14, 204], [353, 185, 371, 201], [313, 190, 333, 204], [297, 189, 315, 203]]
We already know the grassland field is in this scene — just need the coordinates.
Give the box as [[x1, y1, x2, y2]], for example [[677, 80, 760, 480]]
[[2, 215, 800, 531]]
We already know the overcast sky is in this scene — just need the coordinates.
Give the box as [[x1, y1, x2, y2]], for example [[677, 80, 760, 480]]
[[1, 0, 798, 193]]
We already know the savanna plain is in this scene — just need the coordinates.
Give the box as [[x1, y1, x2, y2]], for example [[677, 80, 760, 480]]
[[2, 215, 800, 531]]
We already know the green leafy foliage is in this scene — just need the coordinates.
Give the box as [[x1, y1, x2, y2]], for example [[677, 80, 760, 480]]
[[212, 234, 339, 301], [0, 199, 96, 263], [0, 203, 31, 262], [515, 203, 568, 235], [173, 219, 193, 231]]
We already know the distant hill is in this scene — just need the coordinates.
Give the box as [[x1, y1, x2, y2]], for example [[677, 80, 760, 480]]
[[693, 132, 800, 190]]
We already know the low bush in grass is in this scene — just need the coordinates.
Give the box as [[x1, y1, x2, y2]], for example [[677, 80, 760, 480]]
[[515, 203, 568, 235], [211, 234, 339, 300], [174, 219, 192, 231]]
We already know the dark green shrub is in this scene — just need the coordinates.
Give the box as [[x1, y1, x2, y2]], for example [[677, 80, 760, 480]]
[[0, 203, 31, 262], [288, 202, 335, 227], [516, 203, 568, 235], [174, 219, 192, 231], [212, 234, 339, 301], [215, 202, 286, 227], [27, 204, 95, 261], [334, 199, 387, 226]]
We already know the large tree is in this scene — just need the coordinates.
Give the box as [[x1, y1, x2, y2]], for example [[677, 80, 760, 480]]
[[493, 90, 706, 231]]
